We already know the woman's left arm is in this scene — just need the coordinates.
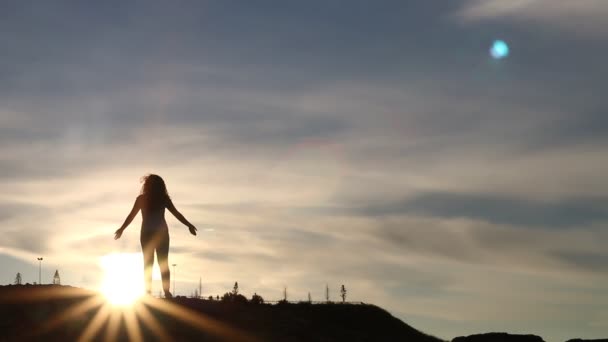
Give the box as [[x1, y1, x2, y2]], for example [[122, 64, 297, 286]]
[[166, 199, 197, 236]]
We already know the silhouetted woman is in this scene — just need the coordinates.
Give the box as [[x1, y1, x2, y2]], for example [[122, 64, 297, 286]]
[[114, 174, 197, 298]]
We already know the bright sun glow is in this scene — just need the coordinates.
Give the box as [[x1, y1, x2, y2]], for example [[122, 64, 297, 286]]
[[99, 253, 145, 306]]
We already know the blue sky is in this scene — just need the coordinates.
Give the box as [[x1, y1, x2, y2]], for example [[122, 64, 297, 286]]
[[1, 1, 608, 340]]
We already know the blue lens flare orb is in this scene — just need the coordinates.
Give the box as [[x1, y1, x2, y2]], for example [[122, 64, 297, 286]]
[[490, 40, 510, 60]]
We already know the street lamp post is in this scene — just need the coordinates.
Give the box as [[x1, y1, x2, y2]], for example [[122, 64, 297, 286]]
[[172, 264, 177, 296], [37, 257, 43, 285]]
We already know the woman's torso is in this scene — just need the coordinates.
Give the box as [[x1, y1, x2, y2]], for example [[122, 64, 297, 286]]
[[139, 194, 169, 232]]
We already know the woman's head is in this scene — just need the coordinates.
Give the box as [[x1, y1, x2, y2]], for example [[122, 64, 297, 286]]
[[140, 174, 170, 208]]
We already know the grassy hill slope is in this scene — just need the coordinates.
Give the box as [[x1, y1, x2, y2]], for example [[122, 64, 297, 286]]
[[0, 285, 443, 342]]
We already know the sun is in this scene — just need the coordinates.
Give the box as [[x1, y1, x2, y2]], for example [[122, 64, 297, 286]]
[[99, 253, 145, 306]]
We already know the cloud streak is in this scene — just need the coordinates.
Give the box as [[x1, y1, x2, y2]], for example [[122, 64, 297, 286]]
[[457, 0, 608, 35]]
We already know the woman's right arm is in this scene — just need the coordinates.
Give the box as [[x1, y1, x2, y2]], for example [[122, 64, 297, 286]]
[[114, 196, 142, 240]]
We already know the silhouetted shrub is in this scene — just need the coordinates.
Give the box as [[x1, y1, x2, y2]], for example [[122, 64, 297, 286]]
[[221, 292, 248, 304], [250, 293, 264, 304]]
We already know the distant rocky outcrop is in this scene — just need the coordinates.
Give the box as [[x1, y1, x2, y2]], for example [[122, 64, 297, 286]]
[[453, 333, 545, 342]]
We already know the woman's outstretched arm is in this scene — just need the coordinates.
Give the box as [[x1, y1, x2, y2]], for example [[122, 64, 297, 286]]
[[167, 199, 197, 235], [114, 196, 142, 240]]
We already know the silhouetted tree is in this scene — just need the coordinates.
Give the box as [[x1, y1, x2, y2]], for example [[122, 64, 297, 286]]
[[308, 292, 312, 303], [340, 285, 347, 303], [14, 273, 22, 285], [53, 270, 60, 285], [208, 295, 214, 301], [222, 291, 247, 304], [222, 283, 247, 304], [325, 284, 330, 303], [216, 295, 219, 300], [250, 293, 264, 305]]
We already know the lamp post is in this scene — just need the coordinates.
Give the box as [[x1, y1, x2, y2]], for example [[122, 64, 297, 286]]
[[172, 264, 177, 295], [37, 257, 43, 285]]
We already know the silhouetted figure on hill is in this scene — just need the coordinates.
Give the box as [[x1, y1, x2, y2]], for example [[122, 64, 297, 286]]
[[114, 174, 197, 298]]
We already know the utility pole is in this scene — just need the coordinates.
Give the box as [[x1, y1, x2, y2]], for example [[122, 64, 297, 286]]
[[37, 257, 43, 285], [172, 264, 177, 295]]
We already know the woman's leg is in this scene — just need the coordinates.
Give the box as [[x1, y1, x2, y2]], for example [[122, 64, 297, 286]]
[[140, 236, 155, 295], [157, 232, 171, 297]]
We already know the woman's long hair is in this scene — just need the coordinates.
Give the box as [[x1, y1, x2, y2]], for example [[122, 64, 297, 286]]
[[140, 174, 170, 210]]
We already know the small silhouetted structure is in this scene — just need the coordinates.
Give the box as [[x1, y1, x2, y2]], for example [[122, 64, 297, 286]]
[[251, 293, 264, 304], [14, 273, 22, 285], [308, 292, 312, 303], [53, 270, 61, 285], [340, 285, 347, 303], [283, 286, 287, 302], [198, 276, 202, 299], [325, 284, 330, 303]]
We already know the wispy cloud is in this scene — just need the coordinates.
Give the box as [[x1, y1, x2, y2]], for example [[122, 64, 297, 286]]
[[456, 0, 608, 35]]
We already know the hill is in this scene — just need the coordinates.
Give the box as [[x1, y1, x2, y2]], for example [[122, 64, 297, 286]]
[[452, 333, 545, 342], [0, 285, 443, 342]]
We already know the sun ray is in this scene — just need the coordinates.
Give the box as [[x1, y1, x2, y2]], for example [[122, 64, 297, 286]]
[[33, 295, 106, 337], [123, 303, 143, 342], [77, 303, 112, 342], [0, 285, 92, 303], [134, 301, 172, 342], [142, 296, 260, 342], [104, 309, 123, 342]]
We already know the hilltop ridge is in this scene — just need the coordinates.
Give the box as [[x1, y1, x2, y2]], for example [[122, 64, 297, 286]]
[[0, 285, 442, 341]]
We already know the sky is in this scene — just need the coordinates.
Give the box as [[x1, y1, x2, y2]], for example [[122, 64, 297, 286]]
[[0, 1, 607, 340]]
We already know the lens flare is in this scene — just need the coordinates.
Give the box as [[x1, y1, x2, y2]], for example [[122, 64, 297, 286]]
[[99, 253, 144, 306], [490, 40, 509, 59]]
